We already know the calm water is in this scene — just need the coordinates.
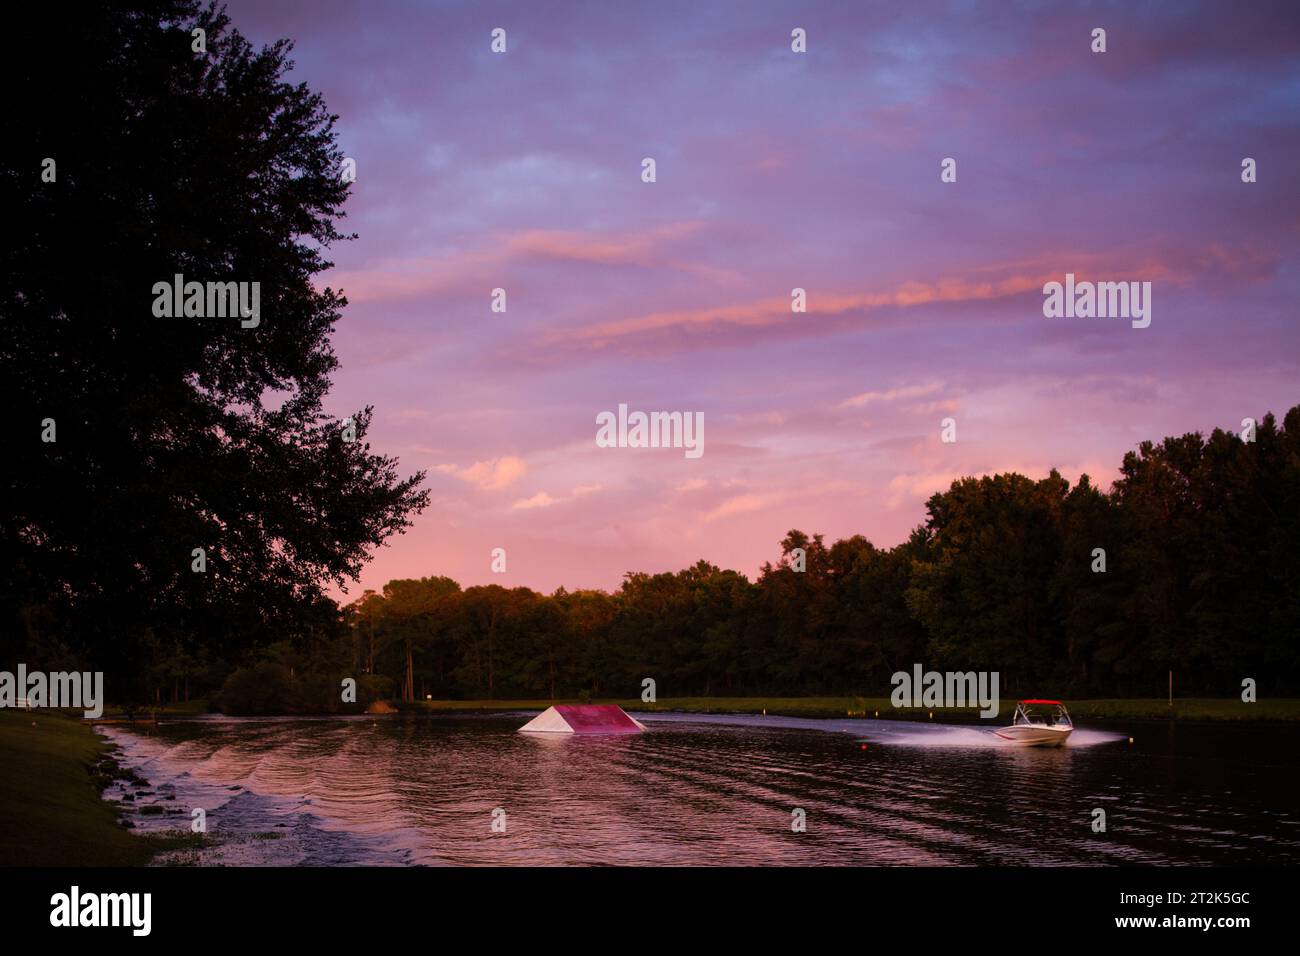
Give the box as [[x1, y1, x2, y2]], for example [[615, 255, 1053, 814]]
[[101, 713, 1300, 866]]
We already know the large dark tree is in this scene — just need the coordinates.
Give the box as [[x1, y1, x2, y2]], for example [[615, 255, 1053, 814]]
[[2, 2, 427, 690]]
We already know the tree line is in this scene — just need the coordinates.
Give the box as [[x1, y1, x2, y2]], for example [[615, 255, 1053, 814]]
[[215, 406, 1300, 711], [7, 405, 1298, 711]]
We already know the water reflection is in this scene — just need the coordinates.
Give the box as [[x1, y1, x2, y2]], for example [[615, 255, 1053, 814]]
[[101, 713, 1300, 866]]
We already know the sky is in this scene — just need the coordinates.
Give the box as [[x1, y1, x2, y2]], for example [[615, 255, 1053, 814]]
[[223, 0, 1300, 597]]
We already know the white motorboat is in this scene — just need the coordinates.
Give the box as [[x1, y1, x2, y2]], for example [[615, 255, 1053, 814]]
[[994, 699, 1073, 747]]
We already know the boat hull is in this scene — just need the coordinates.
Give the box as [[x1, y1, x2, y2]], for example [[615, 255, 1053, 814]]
[[993, 725, 1072, 747]]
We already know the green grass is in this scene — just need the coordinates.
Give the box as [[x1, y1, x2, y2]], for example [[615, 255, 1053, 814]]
[[0, 709, 201, 866], [400, 695, 1300, 722], [630, 696, 1300, 722], [102, 698, 211, 718], [1050, 697, 1300, 721], [402, 698, 588, 713], [400, 696, 887, 717]]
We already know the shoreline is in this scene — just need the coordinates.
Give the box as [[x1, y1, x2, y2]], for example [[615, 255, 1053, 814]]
[[93, 696, 1300, 723], [96, 725, 410, 867], [393, 696, 1300, 723], [0, 711, 203, 867]]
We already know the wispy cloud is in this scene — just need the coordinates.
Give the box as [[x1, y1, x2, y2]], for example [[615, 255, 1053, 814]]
[[321, 221, 720, 304], [840, 383, 943, 408], [511, 484, 603, 511], [435, 456, 527, 491]]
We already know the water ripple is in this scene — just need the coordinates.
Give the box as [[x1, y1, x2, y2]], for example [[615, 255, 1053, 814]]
[[99, 712, 1300, 866]]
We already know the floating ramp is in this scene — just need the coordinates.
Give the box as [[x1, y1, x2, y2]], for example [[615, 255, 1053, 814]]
[[518, 704, 646, 735]]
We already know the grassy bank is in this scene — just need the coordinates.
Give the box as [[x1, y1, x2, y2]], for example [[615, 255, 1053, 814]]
[[0, 710, 198, 866], [102, 698, 211, 718], [79, 695, 1298, 723], [399, 696, 1300, 722]]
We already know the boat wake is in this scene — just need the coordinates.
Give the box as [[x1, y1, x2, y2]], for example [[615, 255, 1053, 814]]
[[637, 712, 1128, 748], [870, 724, 1126, 749], [98, 725, 414, 866]]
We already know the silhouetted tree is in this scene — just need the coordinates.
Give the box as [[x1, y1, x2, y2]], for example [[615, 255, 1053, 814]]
[[2, 3, 427, 696]]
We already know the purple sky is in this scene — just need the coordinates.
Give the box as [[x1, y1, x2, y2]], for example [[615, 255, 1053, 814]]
[[225, 0, 1300, 596]]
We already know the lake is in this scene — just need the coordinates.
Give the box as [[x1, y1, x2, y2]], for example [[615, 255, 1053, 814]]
[[100, 712, 1300, 866]]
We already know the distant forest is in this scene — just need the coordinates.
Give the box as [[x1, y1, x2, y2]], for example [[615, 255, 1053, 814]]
[[65, 406, 1300, 711], [314, 406, 1300, 707]]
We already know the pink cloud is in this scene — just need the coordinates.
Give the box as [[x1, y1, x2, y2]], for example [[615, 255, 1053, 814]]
[[435, 456, 527, 491]]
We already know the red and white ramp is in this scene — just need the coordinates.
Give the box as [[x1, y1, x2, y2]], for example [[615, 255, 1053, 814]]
[[518, 704, 647, 735]]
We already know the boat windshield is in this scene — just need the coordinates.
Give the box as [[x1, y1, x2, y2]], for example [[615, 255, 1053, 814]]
[[1014, 703, 1072, 727]]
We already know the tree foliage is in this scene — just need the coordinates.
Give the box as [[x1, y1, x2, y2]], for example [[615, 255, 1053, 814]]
[[2, 2, 428, 696], [299, 407, 1297, 705]]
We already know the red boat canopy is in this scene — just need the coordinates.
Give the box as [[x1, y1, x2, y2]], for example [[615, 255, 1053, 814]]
[[1018, 699, 1064, 705]]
